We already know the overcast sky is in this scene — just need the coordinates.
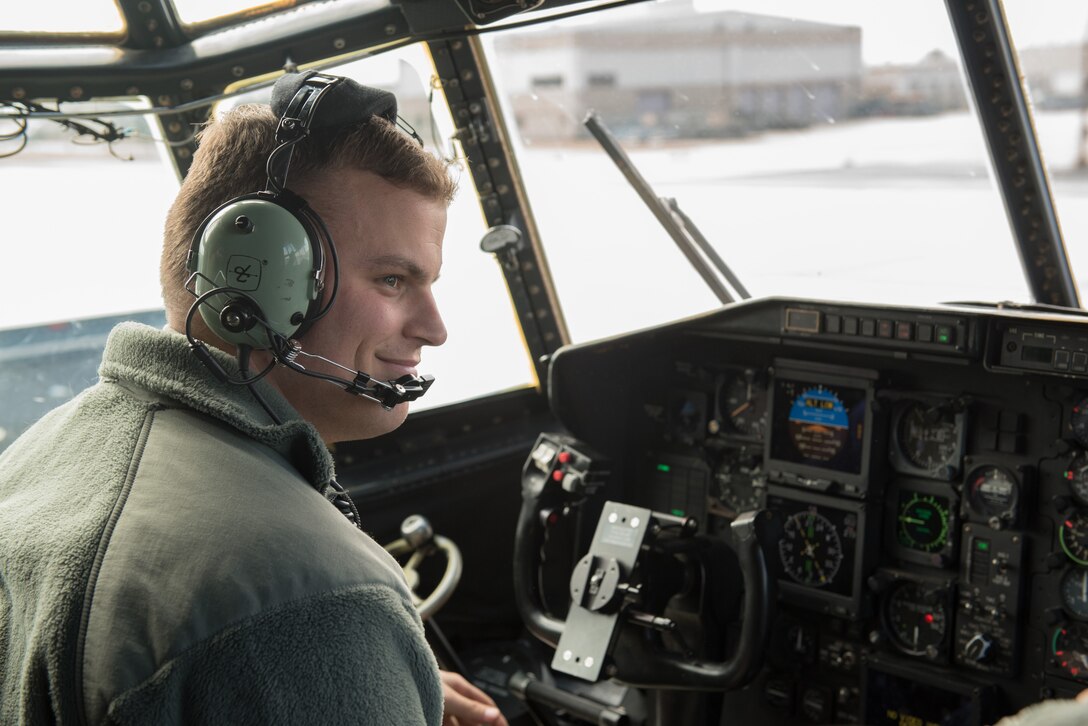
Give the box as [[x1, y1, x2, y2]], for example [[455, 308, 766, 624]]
[[696, 0, 1088, 65]]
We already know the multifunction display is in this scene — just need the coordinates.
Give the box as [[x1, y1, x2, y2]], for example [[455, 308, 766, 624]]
[[766, 369, 874, 495], [771, 379, 866, 472]]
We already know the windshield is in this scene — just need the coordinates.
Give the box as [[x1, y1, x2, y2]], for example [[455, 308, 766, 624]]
[[3, 0, 1087, 449], [484, 0, 1086, 343]]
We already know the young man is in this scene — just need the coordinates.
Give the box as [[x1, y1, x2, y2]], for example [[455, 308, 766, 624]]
[[0, 75, 506, 725]]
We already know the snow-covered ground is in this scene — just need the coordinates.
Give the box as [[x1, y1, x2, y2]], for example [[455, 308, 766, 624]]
[[3, 110, 1088, 409]]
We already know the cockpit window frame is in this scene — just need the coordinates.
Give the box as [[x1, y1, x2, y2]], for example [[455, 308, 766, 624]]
[[944, 0, 1079, 308]]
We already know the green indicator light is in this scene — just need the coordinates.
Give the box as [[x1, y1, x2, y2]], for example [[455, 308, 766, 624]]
[[656, 464, 671, 473], [976, 539, 990, 551], [671, 508, 685, 517]]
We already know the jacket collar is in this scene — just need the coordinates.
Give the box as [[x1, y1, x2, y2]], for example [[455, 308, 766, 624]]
[[98, 322, 335, 489]]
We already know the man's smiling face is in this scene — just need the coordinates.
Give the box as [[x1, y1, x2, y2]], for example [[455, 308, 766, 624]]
[[268, 168, 448, 443]]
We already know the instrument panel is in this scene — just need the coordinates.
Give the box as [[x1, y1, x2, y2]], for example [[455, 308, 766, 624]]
[[547, 298, 1088, 724]]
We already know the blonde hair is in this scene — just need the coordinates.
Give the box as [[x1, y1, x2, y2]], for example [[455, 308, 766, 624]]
[[160, 104, 457, 322]]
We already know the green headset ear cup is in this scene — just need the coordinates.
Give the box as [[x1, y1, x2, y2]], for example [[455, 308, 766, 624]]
[[190, 196, 322, 348]]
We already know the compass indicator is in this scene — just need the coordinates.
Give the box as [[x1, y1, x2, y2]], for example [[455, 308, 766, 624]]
[[779, 509, 844, 587]]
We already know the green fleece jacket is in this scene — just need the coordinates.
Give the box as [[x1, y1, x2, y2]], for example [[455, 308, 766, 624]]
[[0, 323, 442, 725]]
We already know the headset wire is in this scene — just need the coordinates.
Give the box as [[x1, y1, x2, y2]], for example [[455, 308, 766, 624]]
[[237, 344, 284, 426]]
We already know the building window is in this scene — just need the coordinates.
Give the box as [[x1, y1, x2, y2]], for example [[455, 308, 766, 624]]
[[637, 90, 671, 114], [531, 75, 564, 88], [587, 73, 616, 88]]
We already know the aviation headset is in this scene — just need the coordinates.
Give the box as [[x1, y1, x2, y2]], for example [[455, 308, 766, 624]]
[[184, 70, 433, 412]]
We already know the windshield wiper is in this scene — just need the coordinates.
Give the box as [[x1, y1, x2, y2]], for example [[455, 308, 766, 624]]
[[583, 111, 749, 304]]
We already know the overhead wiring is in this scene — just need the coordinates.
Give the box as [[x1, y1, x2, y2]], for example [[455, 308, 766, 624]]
[[0, 99, 135, 159]]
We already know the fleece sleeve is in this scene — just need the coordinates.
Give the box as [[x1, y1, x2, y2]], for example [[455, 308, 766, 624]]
[[103, 584, 443, 726], [994, 699, 1088, 726]]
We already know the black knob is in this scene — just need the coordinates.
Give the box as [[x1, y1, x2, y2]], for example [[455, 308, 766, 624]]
[[964, 633, 994, 662]]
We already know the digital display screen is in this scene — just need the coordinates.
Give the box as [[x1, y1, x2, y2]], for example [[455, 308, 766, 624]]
[[769, 378, 868, 475], [864, 668, 975, 726], [1020, 345, 1053, 364]]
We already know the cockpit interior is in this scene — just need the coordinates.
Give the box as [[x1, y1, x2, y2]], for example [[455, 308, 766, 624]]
[[5, 0, 1088, 724]]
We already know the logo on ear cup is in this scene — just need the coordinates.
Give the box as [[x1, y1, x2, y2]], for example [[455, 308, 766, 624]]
[[189, 196, 321, 347], [228, 254, 262, 290]]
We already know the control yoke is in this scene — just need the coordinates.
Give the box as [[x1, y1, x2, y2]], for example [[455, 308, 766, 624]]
[[513, 433, 778, 691]]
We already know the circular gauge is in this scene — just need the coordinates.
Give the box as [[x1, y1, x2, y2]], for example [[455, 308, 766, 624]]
[[1051, 622, 1088, 679], [787, 385, 849, 463], [779, 510, 844, 587], [718, 372, 767, 438], [714, 456, 766, 513], [1072, 396, 1088, 447], [1061, 512, 1088, 566], [966, 466, 1019, 521], [897, 491, 951, 554], [884, 581, 948, 657], [1062, 568, 1088, 620], [894, 402, 961, 475], [1066, 453, 1088, 506]]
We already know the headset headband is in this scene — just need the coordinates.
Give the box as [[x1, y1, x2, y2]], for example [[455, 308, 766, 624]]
[[266, 73, 342, 193]]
